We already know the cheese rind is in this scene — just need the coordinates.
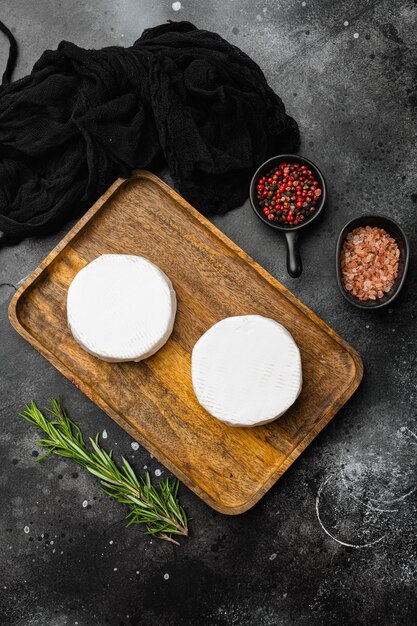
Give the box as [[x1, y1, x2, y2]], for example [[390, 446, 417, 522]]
[[191, 315, 302, 427], [67, 254, 176, 362]]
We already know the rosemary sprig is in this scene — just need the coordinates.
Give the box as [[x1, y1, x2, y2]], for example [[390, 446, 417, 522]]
[[20, 398, 188, 545]]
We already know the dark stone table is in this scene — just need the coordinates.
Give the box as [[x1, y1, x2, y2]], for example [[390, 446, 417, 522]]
[[1, 1, 416, 624]]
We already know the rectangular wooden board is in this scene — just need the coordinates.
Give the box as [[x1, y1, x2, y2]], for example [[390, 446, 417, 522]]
[[9, 171, 363, 514]]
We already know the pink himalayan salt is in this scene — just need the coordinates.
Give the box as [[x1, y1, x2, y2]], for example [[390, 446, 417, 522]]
[[340, 226, 400, 301]]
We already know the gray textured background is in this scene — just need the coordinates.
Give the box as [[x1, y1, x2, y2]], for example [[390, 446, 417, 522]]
[[1, 1, 416, 625]]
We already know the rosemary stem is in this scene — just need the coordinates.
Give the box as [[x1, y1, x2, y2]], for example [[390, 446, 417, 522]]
[[89, 463, 188, 536], [20, 399, 188, 544]]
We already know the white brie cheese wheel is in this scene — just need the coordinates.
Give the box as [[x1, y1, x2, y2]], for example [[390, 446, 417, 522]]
[[191, 315, 302, 427], [67, 254, 176, 362]]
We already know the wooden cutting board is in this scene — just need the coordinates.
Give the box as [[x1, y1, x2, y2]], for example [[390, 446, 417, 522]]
[[9, 171, 363, 514]]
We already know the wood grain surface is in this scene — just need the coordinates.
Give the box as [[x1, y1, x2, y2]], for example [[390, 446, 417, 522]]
[[8, 171, 363, 514]]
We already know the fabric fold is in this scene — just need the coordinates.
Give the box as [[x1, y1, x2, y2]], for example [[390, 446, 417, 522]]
[[0, 21, 299, 239]]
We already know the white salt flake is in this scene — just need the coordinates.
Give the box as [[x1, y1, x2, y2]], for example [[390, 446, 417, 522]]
[[353, 32, 359, 39], [269, 553, 277, 561], [172, 1, 182, 10], [301, 1, 306, 6], [136, 571, 140, 575], [164, 573, 170, 580], [155, 469, 162, 477], [82, 500, 88, 508], [344, 20, 349, 26], [114, 567, 118, 571], [109, 540, 114, 545], [131, 442, 139, 451], [102, 429, 108, 439], [24, 526, 30, 534], [143, 465, 148, 470]]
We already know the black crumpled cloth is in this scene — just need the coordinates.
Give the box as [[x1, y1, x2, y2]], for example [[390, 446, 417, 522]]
[[0, 20, 299, 239]]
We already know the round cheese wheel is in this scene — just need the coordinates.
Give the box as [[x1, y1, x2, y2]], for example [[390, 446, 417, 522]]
[[191, 315, 302, 426], [67, 254, 176, 362]]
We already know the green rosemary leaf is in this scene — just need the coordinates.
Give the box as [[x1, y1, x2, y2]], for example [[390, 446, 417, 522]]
[[121, 457, 141, 489], [20, 398, 188, 544], [89, 436, 111, 467]]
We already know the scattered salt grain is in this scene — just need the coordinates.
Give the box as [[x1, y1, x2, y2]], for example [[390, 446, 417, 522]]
[[164, 573, 170, 580], [131, 442, 139, 451], [353, 32, 359, 39], [102, 430, 107, 439], [82, 500, 88, 508], [172, 1, 181, 10], [24, 526, 30, 534], [344, 21, 349, 26], [155, 469, 162, 477], [269, 553, 277, 561]]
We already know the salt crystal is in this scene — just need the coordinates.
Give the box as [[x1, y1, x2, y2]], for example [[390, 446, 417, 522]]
[[340, 226, 399, 302]]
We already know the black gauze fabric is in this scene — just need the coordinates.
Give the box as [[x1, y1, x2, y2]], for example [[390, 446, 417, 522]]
[[0, 21, 299, 238]]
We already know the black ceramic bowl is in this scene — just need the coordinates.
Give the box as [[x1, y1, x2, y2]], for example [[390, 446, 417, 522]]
[[249, 155, 327, 278], [336, 215, 409, 310]]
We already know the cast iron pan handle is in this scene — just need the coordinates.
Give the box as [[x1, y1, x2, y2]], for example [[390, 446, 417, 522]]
[[284, 231, 302, 278]]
